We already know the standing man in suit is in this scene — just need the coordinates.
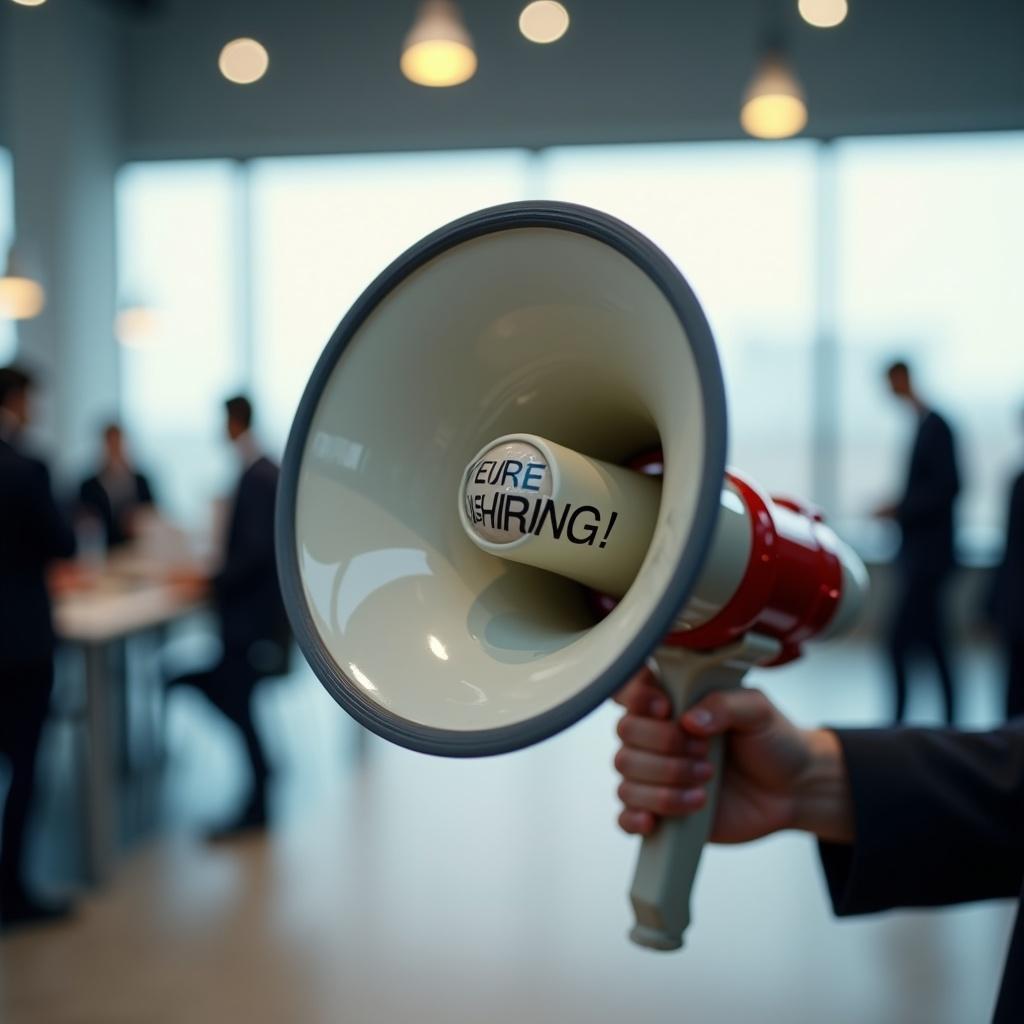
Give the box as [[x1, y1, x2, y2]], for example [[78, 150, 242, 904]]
[[169, 396, 287, 840], [991, 408, 1024, 719], [78, 423, 156, 548], [0, 366, 76, 928], [876, 360, 960, 723]]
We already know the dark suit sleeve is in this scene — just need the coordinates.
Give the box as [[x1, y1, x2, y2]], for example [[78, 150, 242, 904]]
[[78, 476, 100, 514], [29, 460, 76, 561], [212, 472, 276, 601], [896, 417, 960, 528], [819, 725, 1024, 916]]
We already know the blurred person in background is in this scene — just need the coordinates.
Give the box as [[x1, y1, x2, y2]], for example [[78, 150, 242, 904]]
[[167, 395, 288, 840], [77, 422, 156, 549], [0, 366, 76, 929], [991, 407, 1024, 719], [875, 360, 960, 724]]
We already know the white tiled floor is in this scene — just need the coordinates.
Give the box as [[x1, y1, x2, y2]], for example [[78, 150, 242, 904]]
[[0, 640, 1016, 1023]]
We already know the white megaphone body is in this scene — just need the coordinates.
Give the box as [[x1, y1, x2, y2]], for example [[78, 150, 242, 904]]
[[275, 202, 868, 952]]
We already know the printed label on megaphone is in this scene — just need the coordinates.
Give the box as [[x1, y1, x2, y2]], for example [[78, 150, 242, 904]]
[[463, 439, 622, 551], [462, 439, 554, 544], [458, 433, 661, 598]]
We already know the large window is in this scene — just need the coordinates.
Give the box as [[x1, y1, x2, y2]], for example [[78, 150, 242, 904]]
[[834, 134, 1024, 556], [117, 161, 244, 529], [116, 134, 1024, 560], [248, 149, 533, 449], [542, 142, 817, 500]]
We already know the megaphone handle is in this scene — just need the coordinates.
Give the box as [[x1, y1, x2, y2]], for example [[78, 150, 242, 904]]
[[628, 633, 780, 951]]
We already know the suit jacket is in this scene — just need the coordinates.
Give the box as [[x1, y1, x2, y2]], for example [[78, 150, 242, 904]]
[[896, 410, 960, 573], [819, 725, 1024, 1023], [78, 469, 154, 548], [0, 438, 76, 664], [991, 470, 1024, 638], [213, 456, 287, 662]]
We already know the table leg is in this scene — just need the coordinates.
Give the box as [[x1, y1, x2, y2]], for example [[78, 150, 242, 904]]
[[82, 641, 115, 884]]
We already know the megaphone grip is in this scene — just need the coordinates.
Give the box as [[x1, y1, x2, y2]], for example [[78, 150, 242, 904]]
[[628, 635, 780, 950]]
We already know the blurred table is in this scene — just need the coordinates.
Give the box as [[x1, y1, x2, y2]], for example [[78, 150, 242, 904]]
[[53, 555, 207, 884]]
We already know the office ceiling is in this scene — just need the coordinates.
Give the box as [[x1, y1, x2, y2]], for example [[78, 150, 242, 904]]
[[110, 0, 1024, 157]]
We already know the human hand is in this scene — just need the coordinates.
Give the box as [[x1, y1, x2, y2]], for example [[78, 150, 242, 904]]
[[614, 667, 852, 845], [47, 559, 91, 596]]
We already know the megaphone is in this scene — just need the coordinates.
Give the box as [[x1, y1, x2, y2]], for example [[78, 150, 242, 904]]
[[275, 201, 868, 952]]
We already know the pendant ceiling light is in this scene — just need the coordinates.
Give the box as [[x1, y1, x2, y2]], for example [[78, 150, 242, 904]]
[[0, 248, 45, 321], [519, 1, 570, 44], [401, 0, 477, 87], [740, 46, 808, 140], [219, 37, 270, 85], [798, 0, 848, 29], [115, 302, 160, 349]]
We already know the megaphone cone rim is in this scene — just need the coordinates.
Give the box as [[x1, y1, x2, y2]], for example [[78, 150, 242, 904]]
[[275, 200, 728, 757]]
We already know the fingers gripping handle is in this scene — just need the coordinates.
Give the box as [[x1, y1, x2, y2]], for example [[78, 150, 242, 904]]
[[628, 645, 743, 951], [628, 634, 780, 951]]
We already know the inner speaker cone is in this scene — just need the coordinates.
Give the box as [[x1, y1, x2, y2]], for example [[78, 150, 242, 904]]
[[276, 202, 727, 756]]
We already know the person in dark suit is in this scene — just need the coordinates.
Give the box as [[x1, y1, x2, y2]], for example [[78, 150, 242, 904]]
[[78, 423, 155, 548], [614, 669, 1024, 1023], [0, 366, 76, 929], [168, 396, 288, 840], [876, 360, 961, 723], [991, 411, 1024, 719]]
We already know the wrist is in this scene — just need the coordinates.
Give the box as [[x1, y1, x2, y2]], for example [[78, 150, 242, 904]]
[[791, 728, 855, 843]]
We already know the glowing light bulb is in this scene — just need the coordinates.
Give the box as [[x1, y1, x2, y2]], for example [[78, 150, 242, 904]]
[[0, 249, 44, 320], [519, 1, 570, 44], [115, 305, 161, 348], [218, 38, 269, 85], [740, 51, 808, 139], [401, 0, 477, 87], [798, 0, 848, 29], [0, 276, 44, 320]]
